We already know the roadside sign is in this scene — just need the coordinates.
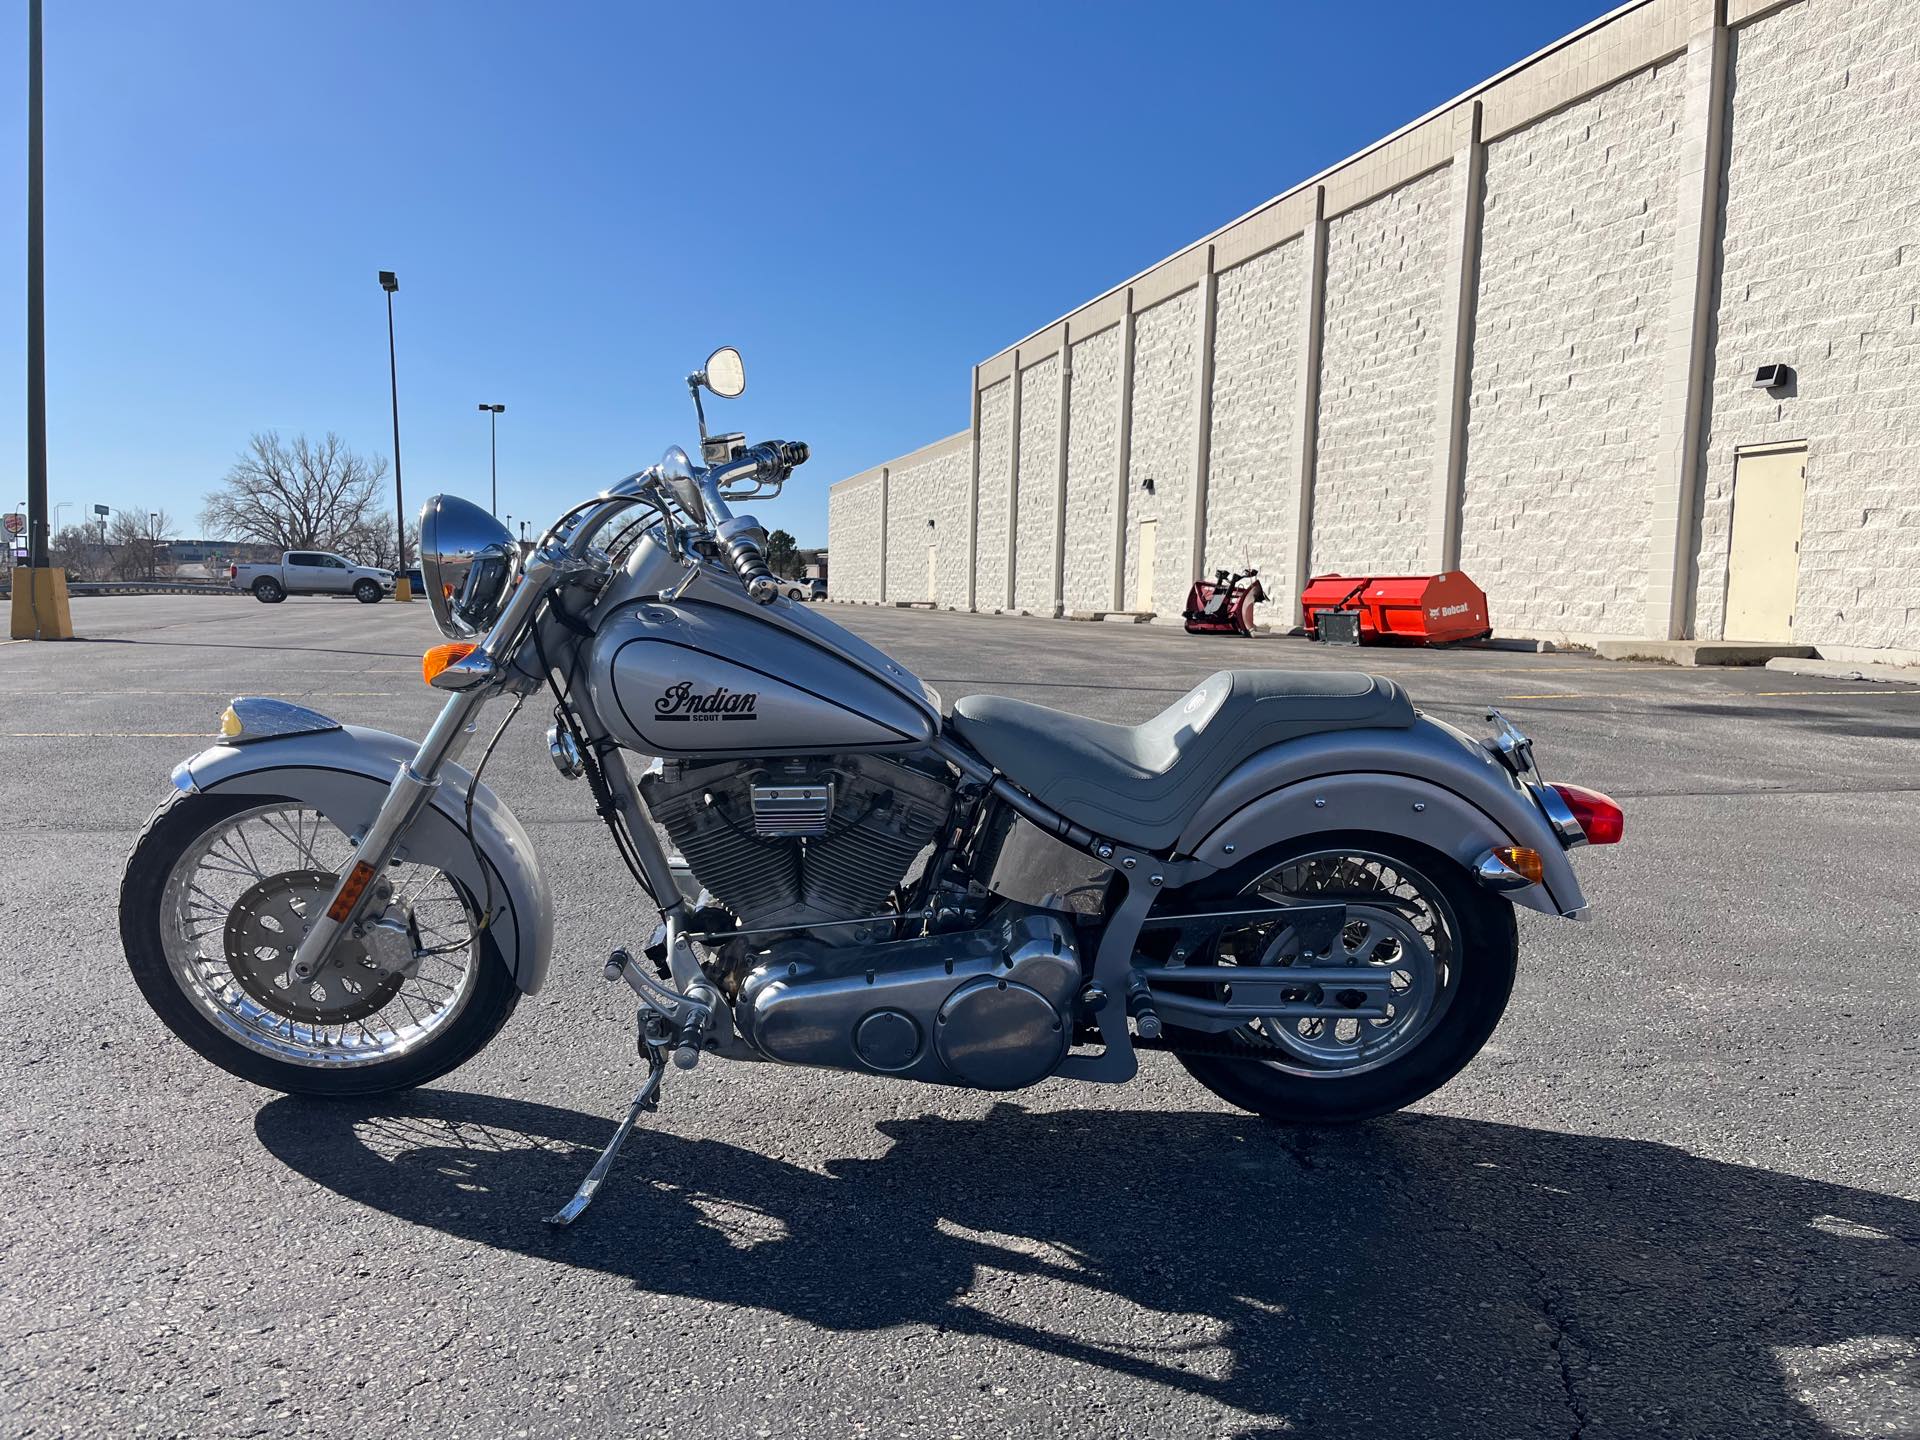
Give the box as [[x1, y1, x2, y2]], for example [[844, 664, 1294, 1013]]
[[2, 513, 23, 536], [93, 504, 109, 518]]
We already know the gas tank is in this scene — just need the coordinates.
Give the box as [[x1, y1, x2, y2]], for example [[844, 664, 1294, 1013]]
[[586, 599, 938, 757]]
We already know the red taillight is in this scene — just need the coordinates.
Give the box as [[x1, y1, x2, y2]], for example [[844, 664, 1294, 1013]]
[[227, 564, 237, 579], [1551, 783, 1623, 845]]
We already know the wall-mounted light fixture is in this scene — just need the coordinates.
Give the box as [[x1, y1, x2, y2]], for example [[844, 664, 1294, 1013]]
[[1141, 476, 1156, 495], [1753, 363, 1795, 391], [927, 518, 936, 529]]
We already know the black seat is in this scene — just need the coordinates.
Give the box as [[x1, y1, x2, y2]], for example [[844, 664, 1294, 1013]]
[[947, 670, 1413, 852]]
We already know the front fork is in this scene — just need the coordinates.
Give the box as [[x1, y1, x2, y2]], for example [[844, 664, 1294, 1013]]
[[285, 685, 490, 982]]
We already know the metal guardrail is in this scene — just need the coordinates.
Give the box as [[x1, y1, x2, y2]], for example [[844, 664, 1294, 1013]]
[[0, 579, 243, 598]]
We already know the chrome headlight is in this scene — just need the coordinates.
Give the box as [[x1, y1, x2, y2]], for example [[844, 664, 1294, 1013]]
[[419, 494, 519, 640]]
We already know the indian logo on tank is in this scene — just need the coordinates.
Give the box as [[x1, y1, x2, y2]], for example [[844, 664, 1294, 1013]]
[[654, 680, 759, 722]]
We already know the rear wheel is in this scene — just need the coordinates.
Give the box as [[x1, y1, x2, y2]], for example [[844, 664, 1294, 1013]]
[[353, 579, 382, 604], [1162, 834, 1516, 1124], [120, 792, 518, 1096], [251, 577, 284, 603]]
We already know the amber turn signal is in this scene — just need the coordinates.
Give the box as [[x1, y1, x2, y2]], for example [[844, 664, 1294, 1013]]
[[1495, 846, 1546, 885], [422, 642, 478, 687]]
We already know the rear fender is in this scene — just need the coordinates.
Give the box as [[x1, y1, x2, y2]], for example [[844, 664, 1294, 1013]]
[[1176, 717, 1586, 918], [171, 722, 555, 993]]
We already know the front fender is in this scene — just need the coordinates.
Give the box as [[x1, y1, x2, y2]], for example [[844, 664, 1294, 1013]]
[[1177, 716, 1587, 918], [172, 723, 555, 993]]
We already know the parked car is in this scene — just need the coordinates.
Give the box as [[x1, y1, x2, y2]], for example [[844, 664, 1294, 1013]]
[[774, 577, 813, 602], [807, 577, 827, 601], [230, 551, 395, 604]]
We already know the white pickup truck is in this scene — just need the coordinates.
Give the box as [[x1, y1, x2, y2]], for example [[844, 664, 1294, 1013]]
[[230, 551, 395, 604]]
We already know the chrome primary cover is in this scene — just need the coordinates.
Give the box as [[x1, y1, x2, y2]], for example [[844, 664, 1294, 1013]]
[[735, 908, 1081, 1090]]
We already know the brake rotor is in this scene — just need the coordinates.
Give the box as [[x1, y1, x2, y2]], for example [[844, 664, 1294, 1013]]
[[223, 869, 405, 1025]]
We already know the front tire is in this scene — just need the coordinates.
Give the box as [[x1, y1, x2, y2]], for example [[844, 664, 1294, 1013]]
[[1163, 834, 1516, 1124], [120, 791, 519, 1097], [252, 577, 284, 603], [353, 579, 382, 604]]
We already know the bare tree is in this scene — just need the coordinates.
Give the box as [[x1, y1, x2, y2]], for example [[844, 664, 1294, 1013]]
[[201, 432, 388, 553], [107, 508, 175, 581], [49, 523, 110, 581], [342, 514, 420, 572]]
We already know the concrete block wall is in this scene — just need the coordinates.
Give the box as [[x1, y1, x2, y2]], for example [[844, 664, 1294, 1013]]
[[826, 471, 883, 603], [829, 0, 1920, 658], [1312, 168, 1451, 576], [1694, 0, 1920, 652], [1122, 290, 1202, 617], [973, 380, 1014, 610], [1062, 324, 1123, 611], [1014, 355, 1062, 614], [1459, 55, 1687, 637], [882, 432, 971, 606], [1205, 240, 1306, 581]]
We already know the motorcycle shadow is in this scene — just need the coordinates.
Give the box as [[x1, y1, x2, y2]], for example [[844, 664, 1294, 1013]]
[[255, 1092, 1920, 1438]]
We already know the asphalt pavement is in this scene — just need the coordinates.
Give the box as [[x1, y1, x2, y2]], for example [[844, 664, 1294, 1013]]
[[3, 595, 1917, 1438]]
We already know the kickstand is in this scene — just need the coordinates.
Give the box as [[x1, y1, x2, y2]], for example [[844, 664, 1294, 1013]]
[[546, 1039, 668, 1228]]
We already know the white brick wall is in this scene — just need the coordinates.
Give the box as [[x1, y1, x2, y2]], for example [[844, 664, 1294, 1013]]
[[1014, 355, 1062, 614], [1312, 168, 1451, 576], [827, 0, 1920, 659], [1459, 58, 1686, 637], [826, 474, 883, 603], [1063, 325, 1122, 611], [973, 381, 1014, 610], [884, 439, 970, 606], [1695, 0, 1920, 649], [1206, 240, 1304, 585], [1123, 289, 1200, 616]]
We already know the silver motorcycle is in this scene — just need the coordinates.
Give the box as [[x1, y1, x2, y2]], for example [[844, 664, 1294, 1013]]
[[120, 347, 1623, 1223]]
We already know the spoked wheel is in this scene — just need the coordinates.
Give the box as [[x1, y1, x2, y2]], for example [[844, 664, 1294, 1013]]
[[120, 792, 518, 1096], [1162, 835, 1516, 1123]]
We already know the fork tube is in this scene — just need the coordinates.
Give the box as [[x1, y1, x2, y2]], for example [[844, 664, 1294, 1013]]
[[285, 687, 491, 980], [287, 549, 562, 979]]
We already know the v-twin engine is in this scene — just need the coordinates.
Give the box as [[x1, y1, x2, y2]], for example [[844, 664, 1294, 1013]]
[[641, 750, 953, 941], [734, 907, 1082, 1090]]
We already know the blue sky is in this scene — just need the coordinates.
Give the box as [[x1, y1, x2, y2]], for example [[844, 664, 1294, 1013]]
[[1, 1, 1612, 548]]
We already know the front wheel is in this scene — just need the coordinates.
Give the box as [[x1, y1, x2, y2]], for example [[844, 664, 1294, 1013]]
[[1161, 835, 1516, 1124], [252, 577, 284, 603], [353, 579, 382, 604], [120, 791, 519, 1096]]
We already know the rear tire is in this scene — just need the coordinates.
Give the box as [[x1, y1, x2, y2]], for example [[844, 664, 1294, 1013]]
[[120, 791, 519, 1097], [252, 577, 284, 604], [1164, 833, 1516, 1124], [353, 580, 381, 604]]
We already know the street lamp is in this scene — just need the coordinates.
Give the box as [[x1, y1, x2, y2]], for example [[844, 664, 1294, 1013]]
[[148, 511, 158, 581], [378, 270, 411, 600], [476, 403, 505, 516]]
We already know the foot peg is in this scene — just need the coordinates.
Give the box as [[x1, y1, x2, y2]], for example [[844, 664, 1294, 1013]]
[[546, 1022, 670, 1228]]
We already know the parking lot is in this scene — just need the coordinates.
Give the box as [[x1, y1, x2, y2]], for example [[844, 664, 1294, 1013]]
[[4, 594, 1918, 1438]]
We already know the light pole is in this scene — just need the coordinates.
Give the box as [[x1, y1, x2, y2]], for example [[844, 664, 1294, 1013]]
[[15, 0, 73, 637], [476, 403, 505, 516], [147, 511, 158, 581], [379, 270, 411, 599]]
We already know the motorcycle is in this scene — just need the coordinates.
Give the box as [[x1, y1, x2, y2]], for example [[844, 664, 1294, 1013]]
[[1183, 567, 1265, 637], [119, 347, 1623, 1225]]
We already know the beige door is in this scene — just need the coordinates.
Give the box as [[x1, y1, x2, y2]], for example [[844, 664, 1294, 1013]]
[[927, 544, 938, 602], [1723, 444, 1807, 642], [1134, 520, 1157, 613]]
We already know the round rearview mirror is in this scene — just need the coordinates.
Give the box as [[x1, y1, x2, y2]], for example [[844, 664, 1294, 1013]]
[[703, 346, 746, 399], [419, 493, 519, 640]]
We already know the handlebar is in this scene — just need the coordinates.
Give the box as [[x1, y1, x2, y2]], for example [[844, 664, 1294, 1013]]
[[700, 439, 809, 604]]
